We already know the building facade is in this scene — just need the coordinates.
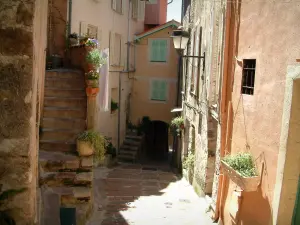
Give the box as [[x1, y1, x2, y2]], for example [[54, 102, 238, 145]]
[[181, 0, 300, 224]]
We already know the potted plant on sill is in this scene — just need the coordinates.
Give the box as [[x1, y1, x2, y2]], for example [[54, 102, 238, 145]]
[[221, 152, 260, 192], [85, 38, 98, 51], [77, 130, 106, 163], [171, 116, 184, 136], [69, 32, 79, 46], [111, 100, 119, 114], [85, 49, 105, 72], [85, 71, 99, 88]]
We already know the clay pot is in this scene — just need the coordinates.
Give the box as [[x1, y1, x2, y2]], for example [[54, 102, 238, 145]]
[[86, 87, 99, 97], [86, 63, 96, 72], [77, 140, 94, 156], [85, 79, 99, 88]]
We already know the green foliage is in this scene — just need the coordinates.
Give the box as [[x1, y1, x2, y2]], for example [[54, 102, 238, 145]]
[[111, 100, 119, 112], [0, 188, 27, 201], [137, 116, 151, 135], [104, 137, 117, 158], [223, 152, 257, 177], [183, 152, 195, 170], [171, 116, 184, 136], [86, 49, 106, 66], [77, 130, 106, 162], [127, 121, 137, 130], [85, 71, 99, 80]]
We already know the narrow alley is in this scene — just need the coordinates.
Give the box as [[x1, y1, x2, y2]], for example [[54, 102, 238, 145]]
[[88, 163, 215, 225]]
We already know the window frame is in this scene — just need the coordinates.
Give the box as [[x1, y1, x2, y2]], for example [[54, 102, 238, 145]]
[[112, 0, 123, 14], [148, 38, 169, 63]]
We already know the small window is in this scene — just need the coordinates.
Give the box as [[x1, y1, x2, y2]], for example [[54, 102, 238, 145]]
[[241, 59, 256, 95], [150, 39, 168, 62], [112, 0, 123, 14], [87, 25, 98, 39], [151, 80, 168, 101]]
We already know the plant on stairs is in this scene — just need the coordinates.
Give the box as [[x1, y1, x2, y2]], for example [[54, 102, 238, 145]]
[[77, 130, 106, 163]]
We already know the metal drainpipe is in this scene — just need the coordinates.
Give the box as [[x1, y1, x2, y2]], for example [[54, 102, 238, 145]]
[[68, 0, 72, 36], [117, 0, 132, 153]]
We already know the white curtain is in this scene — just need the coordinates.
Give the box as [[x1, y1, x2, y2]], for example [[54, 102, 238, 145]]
[[99, 48, 109, 112]]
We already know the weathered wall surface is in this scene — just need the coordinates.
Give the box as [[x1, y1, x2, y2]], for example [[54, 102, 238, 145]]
[[0, 0, 47, 224], [131, 27, 178, 125], [181, 0, 224, 201], [222, 1, 300, 225]]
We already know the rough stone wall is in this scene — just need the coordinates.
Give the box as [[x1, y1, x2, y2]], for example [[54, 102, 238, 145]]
[[0, 0, 48, 224], [181, 0, 225, 199]]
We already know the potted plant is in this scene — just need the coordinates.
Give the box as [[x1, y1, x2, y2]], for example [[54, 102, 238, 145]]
[[221, 152, 260, 192], [77, 130, 106, 163], [111, 100, 119, 114], [69, 32, 79, 46], [85, 71, 99, 88], [171, 116, 184, 136], [85, 38, 98, 51], [85, 49, 105, 71]]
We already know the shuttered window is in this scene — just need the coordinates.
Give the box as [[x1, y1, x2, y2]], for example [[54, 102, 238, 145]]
[[151, 80, 168, 101], [150, 39, 168, 62]]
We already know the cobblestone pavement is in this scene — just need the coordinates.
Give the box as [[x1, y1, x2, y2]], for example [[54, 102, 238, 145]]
[[87, 164, 215, 225]]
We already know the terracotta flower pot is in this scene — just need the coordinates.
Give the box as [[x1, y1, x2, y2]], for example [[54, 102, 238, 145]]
[[86, 79, 99, 88], [86, 87, 99, 97], [86, 63, 96, 72], [180, 124, 184, 130], [77, 140, 94, 156]]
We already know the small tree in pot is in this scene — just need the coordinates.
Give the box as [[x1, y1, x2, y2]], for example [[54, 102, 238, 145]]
[[85, 49, 105, 72]]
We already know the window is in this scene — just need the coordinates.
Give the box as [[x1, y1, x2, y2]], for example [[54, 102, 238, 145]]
[[109, 32, 124, 67], [87, 25, 98, 39], [150, 80, 168, 101], [147, 0, 158, 4], [112, 0, 123, 14], [149, 39, 168, 62], [114, 33, 122, 65], [132, 0, 145, 21], [241, 59, 256, 95]]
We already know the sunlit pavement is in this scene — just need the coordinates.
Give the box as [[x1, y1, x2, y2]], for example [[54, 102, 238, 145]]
[[87, 164, 215, 225]]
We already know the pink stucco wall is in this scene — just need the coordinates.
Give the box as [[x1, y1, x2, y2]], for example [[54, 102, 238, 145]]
[[145, 0, 167, 25]]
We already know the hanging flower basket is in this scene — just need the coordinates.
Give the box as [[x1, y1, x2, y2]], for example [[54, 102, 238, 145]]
[[221, 160, 260, 192]]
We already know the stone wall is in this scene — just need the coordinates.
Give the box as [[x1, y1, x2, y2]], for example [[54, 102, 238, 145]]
[[181, 0, 225, 201], [0, 0, 48, 224]]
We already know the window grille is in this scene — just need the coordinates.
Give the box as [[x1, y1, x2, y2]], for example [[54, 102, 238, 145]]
[[241, 59, 256, 95]]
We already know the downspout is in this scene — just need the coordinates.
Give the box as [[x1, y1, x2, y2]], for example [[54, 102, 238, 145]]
[[117, 0, 132, 152], [68, 0, 72, 36], [214, 1, 231, 222]]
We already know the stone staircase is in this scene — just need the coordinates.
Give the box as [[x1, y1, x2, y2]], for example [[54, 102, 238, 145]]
[[39, 69, 92, 225], [118, 131, 143, 162]]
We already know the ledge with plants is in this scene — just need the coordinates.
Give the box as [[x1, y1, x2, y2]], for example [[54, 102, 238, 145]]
[[85, 49, 106, 72], [221, 152, 261, 192], [77, 130, 106, 164], [171, 116, 184, 136], [111, 100, 119, 114]]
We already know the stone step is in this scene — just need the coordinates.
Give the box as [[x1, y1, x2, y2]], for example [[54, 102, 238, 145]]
[[40, 172, 92, 187], [39, 151, 80, 172], [46, 70, 84, 79], [119, 150, 137, 156], [42, 118, 86, 130], [45, 78, 85, 90], [125, 135, 143, 141], [123, 139, 141, 146], [40, 129, 80, 142], [44, 97, 87, 108], [40, 140, 76, 152], [43, 107, 86, 119], [45, 88, 86, 98], [117, 154, 136, 161], [121, 144, 138, 151]]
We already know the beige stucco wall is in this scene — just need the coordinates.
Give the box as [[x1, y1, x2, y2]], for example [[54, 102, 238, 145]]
[[222, 2, 300, 225], [130, 27, 178, 126], [71, 0, 144, 146]]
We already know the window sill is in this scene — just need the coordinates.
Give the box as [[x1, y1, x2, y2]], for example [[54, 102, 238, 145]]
[[150, 100, 167, 104], [112, 9, 123, 15]]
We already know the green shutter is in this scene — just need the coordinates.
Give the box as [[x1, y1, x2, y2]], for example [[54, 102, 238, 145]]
[[150, 39, 167, 62], [151, 80, 167, 101]]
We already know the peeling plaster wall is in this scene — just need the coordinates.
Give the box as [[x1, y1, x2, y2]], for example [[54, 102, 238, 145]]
[[0, 0, 47, 224]]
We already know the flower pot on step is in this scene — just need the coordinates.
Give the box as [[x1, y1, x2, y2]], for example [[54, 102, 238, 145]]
[[77, 140, 94, 156], [221, 161, 260, 192], [85, 63, 97, 72], [86, 87, 99, 97]]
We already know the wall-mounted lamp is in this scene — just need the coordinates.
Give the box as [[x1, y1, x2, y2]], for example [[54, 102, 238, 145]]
[[170, 28, 205, 71]]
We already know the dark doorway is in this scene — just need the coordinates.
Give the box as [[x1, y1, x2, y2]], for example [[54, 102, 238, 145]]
[[146, 120, 169, 161]]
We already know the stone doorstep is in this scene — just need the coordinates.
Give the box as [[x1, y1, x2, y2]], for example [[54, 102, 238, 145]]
[[75, 172, 93, 183], [40, 172, 92, 187], [73, 187, 92, 199], [80, 156, 94, 168]]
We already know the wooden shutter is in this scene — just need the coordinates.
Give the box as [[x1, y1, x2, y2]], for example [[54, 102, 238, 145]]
[[109, 31, 115, 65], [151, 80, 167, 101], [150, 40, 157, 62], [138, 1, 145, 21], [159, 40, 167, 62], [112, 0, 117, 10], [132, 0, 138, 19], [151, 80, 160, 100], [79, 21, 87, 37], [121, 35, 125, 67], [159, 80, 167, 101]]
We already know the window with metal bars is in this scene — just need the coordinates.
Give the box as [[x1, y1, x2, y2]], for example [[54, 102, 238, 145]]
[[241, 59, 256, 95]]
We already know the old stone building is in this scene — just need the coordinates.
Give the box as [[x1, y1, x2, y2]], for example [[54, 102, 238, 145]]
[[0, 0, 48, 224], [180, 0, 226, 211]]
